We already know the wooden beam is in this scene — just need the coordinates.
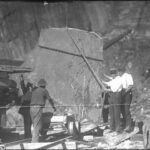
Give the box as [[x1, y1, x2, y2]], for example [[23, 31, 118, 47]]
[[22, 136, 72, 150], [0, 65, 33, 74], [103, 28, 132, 50], [0, 59, 24, 66], [66, 30, 107, 91], [105, 127, 139, 147], [39, 45, 103, 62]]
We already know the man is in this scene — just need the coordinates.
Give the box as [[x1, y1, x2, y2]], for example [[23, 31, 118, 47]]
[[30, 78, 56, 142], [121, 64, 134, 132], [101, 69, 117, 124], [19, 75, 33, 138], [0, 78, 17, 129], [101, 91, 109, 123], [103, 68, 123, 133]]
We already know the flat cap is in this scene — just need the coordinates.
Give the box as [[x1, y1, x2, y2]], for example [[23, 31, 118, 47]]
[[38, 78, 47, 86]]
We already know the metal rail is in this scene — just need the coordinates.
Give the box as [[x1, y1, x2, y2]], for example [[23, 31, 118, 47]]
[[34, 136, 73, 150], [3, 123, 102, 149], [5, 135, 73, 150], [5, 138, 31, 147]]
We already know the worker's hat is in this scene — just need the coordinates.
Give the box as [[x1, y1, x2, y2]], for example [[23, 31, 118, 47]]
[[110, 68, 117, 74], [26, 82, 33, 89], [38, 78, 47, 87]]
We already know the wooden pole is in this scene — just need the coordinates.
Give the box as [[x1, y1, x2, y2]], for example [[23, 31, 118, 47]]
[[39, 45, 103, 62], [67, 30, 107, 91], [103, 28, 132, 50]]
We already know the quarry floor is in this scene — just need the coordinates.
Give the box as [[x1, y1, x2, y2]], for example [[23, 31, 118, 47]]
[[0, 124, 145, 149]]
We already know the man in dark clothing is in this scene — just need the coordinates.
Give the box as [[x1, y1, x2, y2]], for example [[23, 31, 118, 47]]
[[30, 78, 56, 142], [102, 92, 109, 123], [21, 90, 32, 138], [20, 75, 33, 138], [108, 91, 122, 132]]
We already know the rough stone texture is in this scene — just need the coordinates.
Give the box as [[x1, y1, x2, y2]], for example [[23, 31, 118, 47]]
[[0, 1, 150, 123], [14, 28, 103, 122]]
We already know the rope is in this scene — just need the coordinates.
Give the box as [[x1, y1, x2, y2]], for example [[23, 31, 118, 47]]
[[0, 103, 134, 109]]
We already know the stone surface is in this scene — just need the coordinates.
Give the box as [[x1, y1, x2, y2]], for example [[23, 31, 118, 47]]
[[0, 1, 150, 132]]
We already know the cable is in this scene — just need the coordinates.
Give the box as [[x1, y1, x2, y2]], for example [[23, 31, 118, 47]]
[[0, 103, 135, 110]]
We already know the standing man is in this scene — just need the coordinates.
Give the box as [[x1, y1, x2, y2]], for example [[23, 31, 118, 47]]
[[20, 75, 33, 138], [101, 91, 109, 124], [121, 63, 134, 132], [103, 68, 123, 133], [101, 70, 115, 124], [30, 78, 56, 142]]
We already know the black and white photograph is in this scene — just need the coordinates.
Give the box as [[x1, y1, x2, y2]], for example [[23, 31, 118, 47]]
[[0, 0, 149, 149]]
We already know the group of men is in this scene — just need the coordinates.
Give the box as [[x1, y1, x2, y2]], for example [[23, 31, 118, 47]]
[[19, 75, 56, 142], [102, 63, 134, 134], [0, 63, 133, 143]]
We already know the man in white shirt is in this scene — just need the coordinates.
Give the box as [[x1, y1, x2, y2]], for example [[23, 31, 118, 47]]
[[103, 68, 123, 133], [120, 65, 134, 133]]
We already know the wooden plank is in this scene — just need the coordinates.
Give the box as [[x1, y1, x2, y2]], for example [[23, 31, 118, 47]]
[[39, 28, 103, 61], [5, 138, 31, 147], [0, 66, 33, 73], [22, 136, 72, 150], [39, 46, 103, 62], [5, 129, 67, 148], [103, 28, 132, 50], [104, 127, 139, 147], [0, 59, 24, 66]]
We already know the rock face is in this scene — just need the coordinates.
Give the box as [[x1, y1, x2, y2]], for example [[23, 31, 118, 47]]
[[22, 28, 103, 122], [0, 1, 150, 122]]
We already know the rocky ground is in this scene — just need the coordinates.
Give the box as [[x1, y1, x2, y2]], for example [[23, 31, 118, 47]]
[[2, 109, 146, 149], [3, 118, 145, 149]]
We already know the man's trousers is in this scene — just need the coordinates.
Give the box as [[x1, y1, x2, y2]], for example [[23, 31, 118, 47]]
[[121, 90, 132, 129], [23, 108, 32, 138], [108, 91, 122, 132], [0, 108, 6, 128], [102, 93, 109, 123], [30, 106, 42, 142]]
